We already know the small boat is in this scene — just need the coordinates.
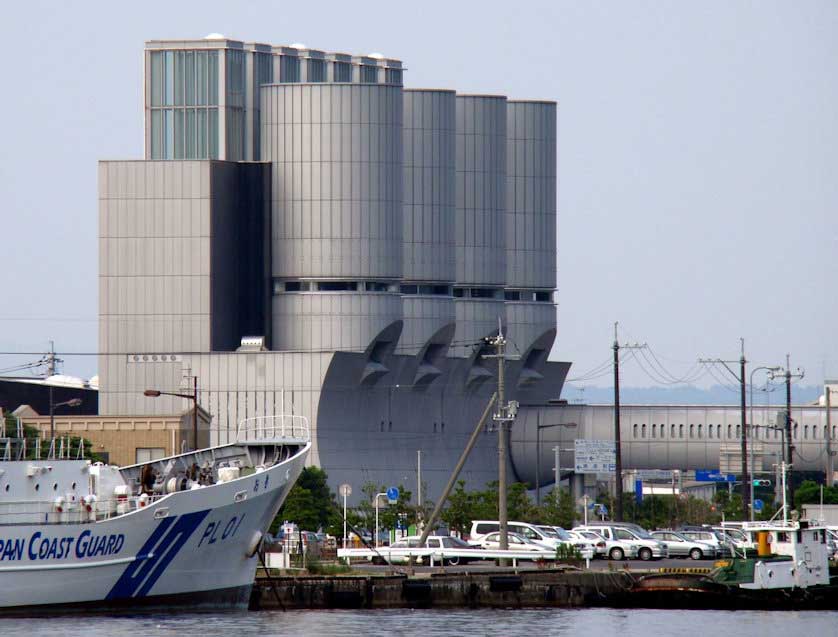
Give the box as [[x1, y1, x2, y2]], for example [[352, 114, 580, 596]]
[[615, 463, 838, 610], [0, 416, 309, 614]]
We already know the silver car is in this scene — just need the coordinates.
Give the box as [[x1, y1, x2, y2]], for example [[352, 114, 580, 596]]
[[651, 530, 716, 560]]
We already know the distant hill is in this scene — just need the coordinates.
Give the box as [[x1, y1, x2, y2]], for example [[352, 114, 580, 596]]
[[561, 384, 823, 406]]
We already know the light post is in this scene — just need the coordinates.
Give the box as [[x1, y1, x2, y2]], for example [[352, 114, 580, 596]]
[[552, 445, 576, 505], [49, 397, 82, 445], [749, 366, 782, 520], [535, 421, 577, 505], [374, 492, 387, 548], [144, 376, 199, 451]]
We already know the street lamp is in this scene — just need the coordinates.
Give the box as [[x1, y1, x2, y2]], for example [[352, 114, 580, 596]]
[[373, 492, 388, 548], [144, 376, 199, 451], [49, 396, 82, 443], [749, 366, 782, 520], [535, 420, 577, 505]]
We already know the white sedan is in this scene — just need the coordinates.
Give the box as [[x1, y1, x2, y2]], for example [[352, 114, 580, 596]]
[[478, 532, 552, 552]]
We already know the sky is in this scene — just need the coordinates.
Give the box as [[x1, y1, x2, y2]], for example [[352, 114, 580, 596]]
[[0, 1, 836, 392]]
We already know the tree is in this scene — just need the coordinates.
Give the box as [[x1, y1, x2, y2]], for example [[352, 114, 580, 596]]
[[539, 487, 576, 528], [274, 467, 340, 534], [795, 480, 838, 506]]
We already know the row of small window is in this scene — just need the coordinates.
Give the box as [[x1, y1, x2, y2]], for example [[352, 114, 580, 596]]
[[630, 422, 838, 441], [275, 280, 398, 293], [273, 281, 553, 301]]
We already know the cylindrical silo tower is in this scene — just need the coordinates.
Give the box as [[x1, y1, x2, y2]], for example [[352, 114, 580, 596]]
[[452, 95, 507, 357], [505, 100, 557, 357], [400, 89, 457, 355], [261, 83, 403, 352]]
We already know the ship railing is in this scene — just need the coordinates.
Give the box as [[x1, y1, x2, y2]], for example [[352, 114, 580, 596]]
[[0, 494, 169, 524], [235, 415, 310, 444]]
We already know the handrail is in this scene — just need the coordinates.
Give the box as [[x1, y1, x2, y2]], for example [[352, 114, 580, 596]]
[[235, 415, 310, 443]]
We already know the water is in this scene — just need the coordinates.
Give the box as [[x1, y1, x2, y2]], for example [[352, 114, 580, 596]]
[[2, 609, 835, 637]]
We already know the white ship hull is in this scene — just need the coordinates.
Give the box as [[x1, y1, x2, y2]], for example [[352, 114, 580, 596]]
[[0, 417, 309, 613]]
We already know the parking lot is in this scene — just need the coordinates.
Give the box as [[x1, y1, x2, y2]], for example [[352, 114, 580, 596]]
[[350, 557, 718, 573]]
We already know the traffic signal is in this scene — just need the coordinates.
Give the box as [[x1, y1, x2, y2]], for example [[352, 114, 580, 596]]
[[752, 479, 771, 487]]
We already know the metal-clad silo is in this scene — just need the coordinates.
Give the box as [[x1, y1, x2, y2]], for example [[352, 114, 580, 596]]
[[452, 94, 507, 357], [400, 89, 456, 354], [261, 83, 403, 351], [505, 100, 557, 355]]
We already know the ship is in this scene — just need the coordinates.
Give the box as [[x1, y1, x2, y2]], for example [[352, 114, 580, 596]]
[[0, 415, 309, 614]]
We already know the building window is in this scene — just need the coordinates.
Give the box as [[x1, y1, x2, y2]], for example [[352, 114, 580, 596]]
[[401, 284, 418, 295], [360, 65, 378, 83], [317, 281, 357, 292], [453, 288, 465, 298], [333, 61, 351, 82], [504, 291, 521, 301], [471, 288, 498, 299], [280, 56, 301, 82], [365, 281, 389, 292], [535, 291, 552, 302], [136, 448, 166, 464], [385, 68, 402, 85], [308, 59, 326, 82]]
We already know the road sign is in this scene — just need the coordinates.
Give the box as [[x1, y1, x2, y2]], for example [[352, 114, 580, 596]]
[[386, 486, 400, 504], [339, 483, 352, 497], [753, 498, 764, 512], [695, 470, 736, 483], [635, 480, 643, 505], [632, 469, 675, 481], [574, 439, 616, 474]]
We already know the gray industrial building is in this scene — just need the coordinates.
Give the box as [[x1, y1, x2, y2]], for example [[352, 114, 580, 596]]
[[99, 36, 566, 500]]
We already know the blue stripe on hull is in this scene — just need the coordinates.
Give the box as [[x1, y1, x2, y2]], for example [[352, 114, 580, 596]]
[[106, 509, 211, 600]]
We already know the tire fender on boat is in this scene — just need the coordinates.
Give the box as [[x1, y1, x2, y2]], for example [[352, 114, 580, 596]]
[[246, 531, 263, 557]]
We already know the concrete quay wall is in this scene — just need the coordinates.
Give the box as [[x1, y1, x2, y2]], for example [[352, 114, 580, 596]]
[[251, 569, 632, 610]]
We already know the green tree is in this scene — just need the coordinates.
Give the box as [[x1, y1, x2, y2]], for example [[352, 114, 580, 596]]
[[795, 480, 838, 506], [538, 487, 576, 528], [440, 480, 473, 533], [273, 467, 340, 533]]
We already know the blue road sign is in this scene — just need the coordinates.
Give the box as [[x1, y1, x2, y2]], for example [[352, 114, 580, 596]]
[[753, 499, 764, 512], [695, 470, 736, 483], [635, 480, 643, 505], [386, 486, 400, 503]]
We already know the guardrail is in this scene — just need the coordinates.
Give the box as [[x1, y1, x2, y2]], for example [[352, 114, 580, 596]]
[[338, 546, 560, 567], [235, 415, 310, 443]]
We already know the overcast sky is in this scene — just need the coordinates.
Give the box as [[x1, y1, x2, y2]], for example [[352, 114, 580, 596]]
[[0, 1, 835, 390]]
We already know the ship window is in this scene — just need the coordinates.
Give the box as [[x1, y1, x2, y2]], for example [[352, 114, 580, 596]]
[[708, 425, 713, 439], [35, 484, 40, 491], [53, 482, 58, 491], [717, 424, 722, 438], [641, 424, 646, 439], [633, 424, 638, 438], [4, 485, 8, 492], [689, 424, 694, 439], [671, 424, 675, 438], [679, 424, 684, 439], [651, 424, 656, 439], [698, 424, 703, 439], [804, 425, 809, 440]]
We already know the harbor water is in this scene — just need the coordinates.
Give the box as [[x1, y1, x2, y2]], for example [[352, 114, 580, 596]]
[[2, 608, 835, 637]]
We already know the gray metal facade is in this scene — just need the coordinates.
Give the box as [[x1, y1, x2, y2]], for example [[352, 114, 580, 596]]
[[98, 160, 269, 415], [512, 403, 838, 488], [401, 89, 457, 354], [102, 37, 565, 498]]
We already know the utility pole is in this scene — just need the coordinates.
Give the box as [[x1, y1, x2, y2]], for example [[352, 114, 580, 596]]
[[485, 322, 518, 564], [612, 323, 645, 521], [780, 354, 804, 509], [700, 338, 749, 517], [47, 341, 63, 444], [827, 388, 834, 487], [613, 324, 622, 521], [417, 449, 422, 518]]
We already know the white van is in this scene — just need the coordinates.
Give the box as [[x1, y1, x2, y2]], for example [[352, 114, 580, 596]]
[[469, 520, 565, 550]]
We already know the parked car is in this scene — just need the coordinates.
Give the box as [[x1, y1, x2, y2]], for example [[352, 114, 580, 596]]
[[565, 529, 609, 558], [575, 523, 667, 561], [478, 532, 552, 553], [376, 534, 477, 565], [573, 525, 639, 561], [538, 525, 598, 556], [650, 530, 716, 560], [680, 529, 735, 557], [470, 520, 566, 550]]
